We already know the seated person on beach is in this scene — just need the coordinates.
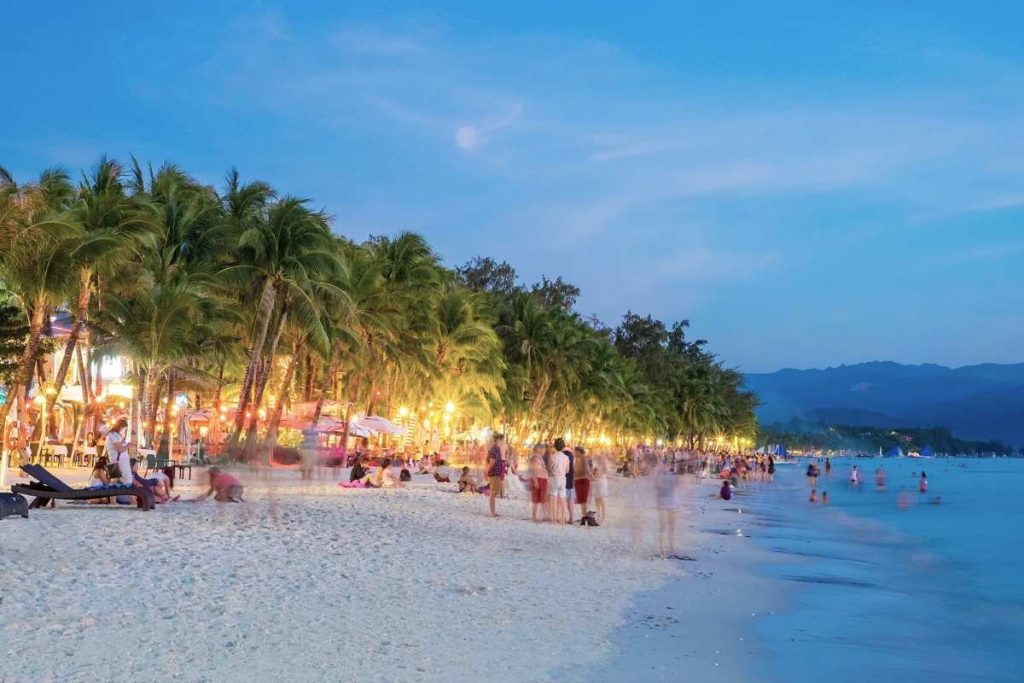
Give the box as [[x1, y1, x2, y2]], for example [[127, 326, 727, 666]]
[[350, 455, 372, 483], [130, 460, 177, 503], [371, 458, 404, 489], [458, 466, 478, 493], [87, 456, 112, 504], [88, 457, 110, 488], [719, 481, 732, 501], [191, 467, 245, 503]]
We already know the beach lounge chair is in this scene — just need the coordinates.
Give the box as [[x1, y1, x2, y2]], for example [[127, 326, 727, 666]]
[[11, 464, 155, 511]]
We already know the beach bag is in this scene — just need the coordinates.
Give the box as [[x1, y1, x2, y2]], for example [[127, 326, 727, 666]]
[[107, 463, 122, 480], [579, 512, 599, 527]]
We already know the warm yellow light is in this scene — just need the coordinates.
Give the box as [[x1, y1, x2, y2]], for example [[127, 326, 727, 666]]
[[444, 402, 455, 414], [199, 426, 209, 437], [398, 406, 409, 417]]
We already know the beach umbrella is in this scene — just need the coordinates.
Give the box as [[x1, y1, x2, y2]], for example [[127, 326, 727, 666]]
[[359, 415, 406, 435]]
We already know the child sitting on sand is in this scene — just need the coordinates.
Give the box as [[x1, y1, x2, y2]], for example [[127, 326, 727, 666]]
[[458, 466, 478, 493]]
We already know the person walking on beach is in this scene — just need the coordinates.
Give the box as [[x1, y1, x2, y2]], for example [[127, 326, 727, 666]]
[[485, 433, 507, 517], [528, 444, 548, 522], [654, 464, 680, 559], [592, 450, 610, 525], [572, 445, 592, 522], [547, 442, 570, 524]]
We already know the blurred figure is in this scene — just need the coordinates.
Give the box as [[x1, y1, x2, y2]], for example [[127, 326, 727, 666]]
[[825, 458, 832, 477], [919, 471, 928, 493], [767, 456, 776, 482], [528, 445, 548, 522], [875, 466, 887, 490], [547, 442, 570, 524], [809, 488, 818, 503], [192, 467, 244, 502], [822, 491, 829, 505], [719, 480, 733, 501], [572, 445, 592, 522], [654, 464, 680, 559], [592, 450, 610, 525], [849, 466, 860, 486]]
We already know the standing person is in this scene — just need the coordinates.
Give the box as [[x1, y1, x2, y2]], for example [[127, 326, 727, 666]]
[[849, 466, 860, 486], [592, 450, 610, 525], [919, 470, 928, 493], [825, 458, 832, 477], [105, 418, 133, 486], [572, 445, 592, 522], [298, 427, 317, 481], [547, 442, 570, 524], [528, 444, 548, 522], [485, 433, 507, 518], [654, 464, 680, 559], [806, 462, 818, 487], [560, 438, 575, 523], [767, 455, 776, 482]]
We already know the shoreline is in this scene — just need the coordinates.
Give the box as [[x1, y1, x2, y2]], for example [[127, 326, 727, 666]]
[[583, 477, 789, 682]]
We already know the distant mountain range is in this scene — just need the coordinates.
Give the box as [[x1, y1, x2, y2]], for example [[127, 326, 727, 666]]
[[744, 361, 1024, 447]]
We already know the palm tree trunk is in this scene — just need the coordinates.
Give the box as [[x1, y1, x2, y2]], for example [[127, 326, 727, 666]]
[[47, 269, 90, 417], [229, 278, 277, 449], [311, 353, 338, 427], [263, 340, 301, 450], [158, 372, 175, 459], [0, 304, 47, 448]]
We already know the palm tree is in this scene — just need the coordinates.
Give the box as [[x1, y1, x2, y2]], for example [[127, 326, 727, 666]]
[[0, 169, 81, 440], [220, 195, 343, 455]]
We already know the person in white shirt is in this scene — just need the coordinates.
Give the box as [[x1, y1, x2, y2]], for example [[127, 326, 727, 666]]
[[546, 441, 570, 524], [104, 418, 132, 485]]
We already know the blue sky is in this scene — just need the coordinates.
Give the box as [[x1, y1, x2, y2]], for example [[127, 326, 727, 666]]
[[3, 1, 1023, 372]]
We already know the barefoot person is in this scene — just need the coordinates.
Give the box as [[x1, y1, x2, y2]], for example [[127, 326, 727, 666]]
[[528, 444, 548, 522], [572, 445, 592, 522], [592, 450, 610, 525], [485, 433, 507, 517], [192, 467, 245, 502], [547, 442, 570, 524], [654, 464, 680, 559]]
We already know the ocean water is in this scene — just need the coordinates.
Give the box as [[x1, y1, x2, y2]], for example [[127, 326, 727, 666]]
[[748, 457, 1024, 683]]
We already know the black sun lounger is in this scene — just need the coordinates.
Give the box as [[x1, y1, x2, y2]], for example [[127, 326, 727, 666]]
[[12, 464, 155, 511]]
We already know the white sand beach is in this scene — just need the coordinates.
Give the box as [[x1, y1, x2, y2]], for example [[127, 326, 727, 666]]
[[1, 469, 772, 682]]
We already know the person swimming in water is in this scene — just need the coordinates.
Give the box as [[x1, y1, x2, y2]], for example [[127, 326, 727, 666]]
[[849, 466, 859, 485], [875, 466, 887, 490], [809, 488, 818, 503], [821, 491, 829, 505]]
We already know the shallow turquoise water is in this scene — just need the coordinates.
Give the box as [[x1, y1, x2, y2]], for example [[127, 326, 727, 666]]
[[749, 458, 1024, 683]]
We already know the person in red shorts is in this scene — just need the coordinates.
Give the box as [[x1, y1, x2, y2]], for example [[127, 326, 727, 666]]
[[528, 444, 548, 522], [573, 445, 592, 521]]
